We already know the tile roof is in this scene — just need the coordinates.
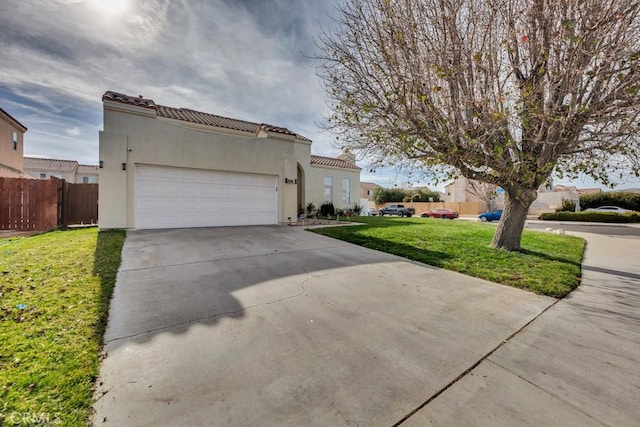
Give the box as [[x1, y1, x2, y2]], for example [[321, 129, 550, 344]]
[[24, 157, 78, 172], [156, 105, 258, 134], [103, 91, 311, 141], [0, 107, 27, 132], [102, 91, 157, 110], [77, 164, 99, 174], [310, 155, 361, 170], [360, 181, 382, 189]]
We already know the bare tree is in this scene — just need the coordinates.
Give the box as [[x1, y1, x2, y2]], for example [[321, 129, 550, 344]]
[[467, 179, 499, 211], [317, 0, 640, 250]]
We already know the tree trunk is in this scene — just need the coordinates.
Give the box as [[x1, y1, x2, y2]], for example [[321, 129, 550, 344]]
[[490, 189, 537, 251]]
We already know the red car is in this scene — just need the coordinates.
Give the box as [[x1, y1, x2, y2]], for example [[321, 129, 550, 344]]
[[420, 208, 459, 219]]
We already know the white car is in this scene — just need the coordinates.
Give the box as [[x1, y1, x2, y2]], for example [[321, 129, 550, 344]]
[[367, 208, 378, 216], [585, 206, 630, 213]]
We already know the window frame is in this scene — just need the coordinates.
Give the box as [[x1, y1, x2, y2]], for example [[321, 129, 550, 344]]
[[324, 176, 333, 202], [342, 178, 350, 206]]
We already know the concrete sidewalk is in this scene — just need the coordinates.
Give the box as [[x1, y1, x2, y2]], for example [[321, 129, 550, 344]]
[[404, 231, 640, 426], [92, 226, 552, 426]]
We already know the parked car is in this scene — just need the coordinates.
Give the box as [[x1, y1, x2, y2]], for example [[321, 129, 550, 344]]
[[478, 209, 503, 222], [379, 204, 415, 217], [585, 206, 630, 213], [367, 208, 378, 216], [421, 208, 459, 219]]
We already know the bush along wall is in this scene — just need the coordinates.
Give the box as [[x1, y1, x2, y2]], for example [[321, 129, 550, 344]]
[[579, 191, 640, 211], [373, 187, 441, 204], [539, 211, 640, 223]]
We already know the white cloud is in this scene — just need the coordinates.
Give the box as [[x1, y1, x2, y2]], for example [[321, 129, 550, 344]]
[[66, 126, 81, 136]]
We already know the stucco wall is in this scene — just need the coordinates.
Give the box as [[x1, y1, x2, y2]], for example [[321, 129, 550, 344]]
[[529, 190, 578, 215], [306, 165, 361, 211], [99, 103, 312, 228], [0, 114, 25, 173]]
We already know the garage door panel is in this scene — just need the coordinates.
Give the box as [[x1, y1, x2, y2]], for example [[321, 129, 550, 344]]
[[135, 165, 277, 229]]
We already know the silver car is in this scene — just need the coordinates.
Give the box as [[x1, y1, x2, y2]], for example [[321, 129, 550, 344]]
[[585, 206, 630, 213]]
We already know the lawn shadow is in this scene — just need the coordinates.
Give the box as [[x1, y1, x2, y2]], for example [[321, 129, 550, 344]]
[[311, 222, 454, 268], [92, 229, 126, 347], [519, 248, 584, 267]]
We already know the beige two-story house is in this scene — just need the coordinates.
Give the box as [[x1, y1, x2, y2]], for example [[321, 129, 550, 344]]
[[0, 108, 28, 178], [99, 91, 360, 229]]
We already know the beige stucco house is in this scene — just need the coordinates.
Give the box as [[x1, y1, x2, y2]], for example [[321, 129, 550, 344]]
[[0, 107, 28, 178], [99, 91, 360, 229], [360, 182, 382, 202], [24, 157, 99, 183]]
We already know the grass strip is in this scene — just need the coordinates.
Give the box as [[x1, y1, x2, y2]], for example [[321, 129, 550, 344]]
[[311, 217, 584, 297], [0, 228, 125, 426]]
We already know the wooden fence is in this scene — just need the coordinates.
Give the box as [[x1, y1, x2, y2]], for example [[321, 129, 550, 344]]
[[61, 183, 99, 226], [0, 177, 98, 231]]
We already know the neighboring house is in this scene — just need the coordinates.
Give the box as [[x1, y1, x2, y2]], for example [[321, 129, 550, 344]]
[[24, 157, 99, 183], [0, 107, 29, 178], [360, 182, 382, 201], [99, 91, 360, 229], [444, 177, 501, 209]]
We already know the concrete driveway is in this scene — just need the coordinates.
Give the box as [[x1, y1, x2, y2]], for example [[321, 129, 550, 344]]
[[93, 226, 553, 426]]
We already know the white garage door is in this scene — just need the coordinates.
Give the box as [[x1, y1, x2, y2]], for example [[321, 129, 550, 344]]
[[135, 165, 277, 229]]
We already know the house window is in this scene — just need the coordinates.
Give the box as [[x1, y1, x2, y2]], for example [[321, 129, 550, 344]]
[[12, 131, 18, 150], [367, 190, 371, 195], [83, 176, 89, 184], [40, 173, 46, 179], [342, 178, 350, 206], [324, 176, 333, 202]]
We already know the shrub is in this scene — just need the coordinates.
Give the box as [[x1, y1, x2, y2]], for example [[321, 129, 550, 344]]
[[556, 198, 576, 212], [579, 191, 640, 211], [373, 188, 407, 204], [539, 211, 640, 223], [352, 203, 363, 214], [306, 202, 316, 215], [320, 201, 335, 217], [373, 187, 441, 204]]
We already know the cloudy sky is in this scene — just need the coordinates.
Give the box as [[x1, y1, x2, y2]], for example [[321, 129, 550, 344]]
[[1, 0, 637, 190], [0, 1, 354, 166]]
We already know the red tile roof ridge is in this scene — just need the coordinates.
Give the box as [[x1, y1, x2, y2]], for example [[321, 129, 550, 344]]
[[102, 91, 157, 110]]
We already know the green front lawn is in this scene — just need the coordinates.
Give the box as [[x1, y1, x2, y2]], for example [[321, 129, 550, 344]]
[[311, 217, 584, 297], [0, 228, 125, 426]]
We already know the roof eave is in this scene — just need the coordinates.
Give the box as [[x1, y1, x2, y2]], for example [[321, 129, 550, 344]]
[[310, 163, 361, 172], [104, 100, 158, 117], [0, 109, 27, 132]]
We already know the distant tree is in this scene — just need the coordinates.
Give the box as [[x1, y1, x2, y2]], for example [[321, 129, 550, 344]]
[[318, 0, 640, 250], [467, 180, 499, 211], [580, 191, 640, 211], [415, 189, 441, 202], [373, 187, 407, 204], [374, 187, 440, 204]]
